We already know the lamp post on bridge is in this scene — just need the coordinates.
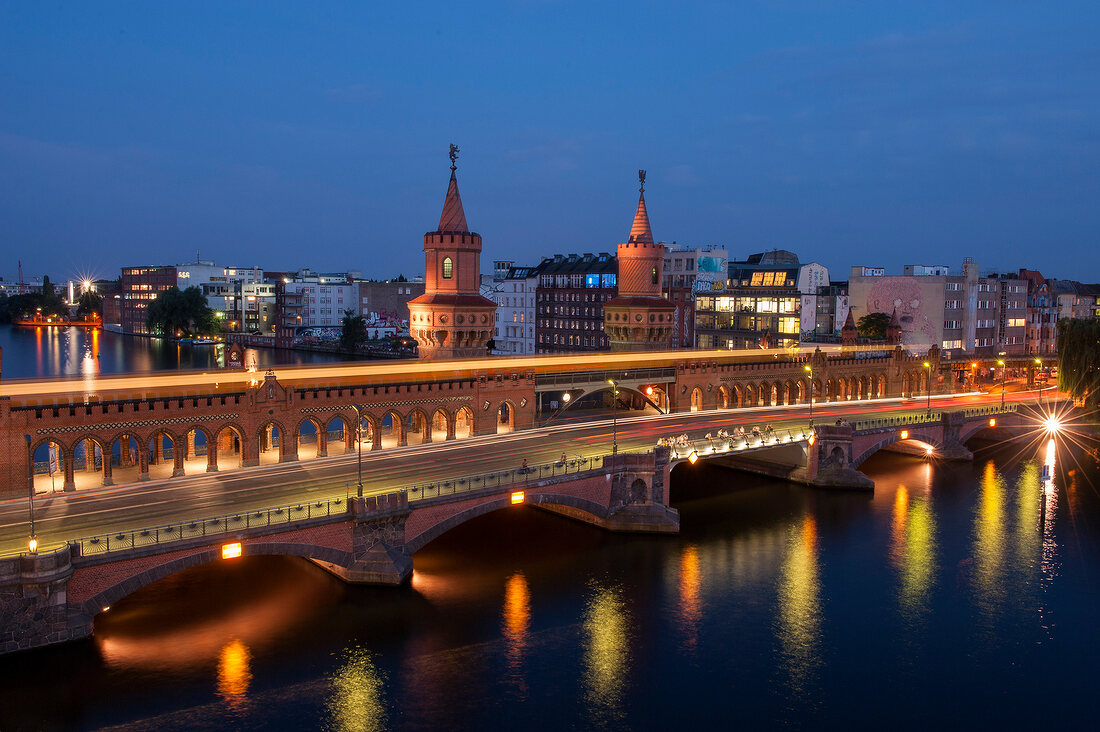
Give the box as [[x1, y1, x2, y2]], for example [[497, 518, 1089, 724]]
[[804, 364, 814, 426], [607, 378, 619, 455], [997, 359, 1006, 409], [1034, 357, 1043, 409], [24, 435, 37, 554], [923, 361, 932, 416], [351, 404, 364, 498]]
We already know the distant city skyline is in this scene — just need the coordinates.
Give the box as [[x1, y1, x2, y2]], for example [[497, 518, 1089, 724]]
[[2, 2, 1098, 282]]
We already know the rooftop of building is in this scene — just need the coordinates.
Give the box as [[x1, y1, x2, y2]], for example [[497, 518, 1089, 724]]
[[537, 252, 617, 275]]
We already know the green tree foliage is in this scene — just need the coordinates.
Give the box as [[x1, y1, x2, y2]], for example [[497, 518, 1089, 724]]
[[340, 308, 366, 352], [857, 312, 892, 340], [146, 286, 219, 337], [0, 280, 68, 322], [76, 290, 103, 317], [1057, 318, 1100, 404]]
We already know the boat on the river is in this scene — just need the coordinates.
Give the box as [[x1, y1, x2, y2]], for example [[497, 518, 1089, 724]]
[[13, 314, 101, 328]]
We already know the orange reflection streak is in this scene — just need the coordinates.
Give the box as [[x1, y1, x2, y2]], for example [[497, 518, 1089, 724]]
[[678, 545, 702, 653], [891, 485, 909, 570], [216, 638, 252, 713], [502, 572, 531, 689]]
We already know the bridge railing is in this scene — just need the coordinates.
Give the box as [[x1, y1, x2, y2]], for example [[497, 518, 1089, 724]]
[[665, 425, 814, 461], [404, 453, 616, 502], [73, 495, 351, 558], [850, 412, 943, 431]]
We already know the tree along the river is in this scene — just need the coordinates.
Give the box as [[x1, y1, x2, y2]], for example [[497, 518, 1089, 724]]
[[340, 309, 367, 352], [1057, 318, 1100, 406], [857, 312, 891, 340], [146, 286, 219, 337], [76, 290, 103, 318]]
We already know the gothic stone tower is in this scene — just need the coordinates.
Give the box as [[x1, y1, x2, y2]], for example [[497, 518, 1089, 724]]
[[603, 171, 675, 351], [408, 147, 497, 360]]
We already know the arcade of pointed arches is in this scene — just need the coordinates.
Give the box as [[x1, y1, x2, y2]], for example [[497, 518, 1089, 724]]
[[697, 369, 929, 410], [29, 403, 489, 494]]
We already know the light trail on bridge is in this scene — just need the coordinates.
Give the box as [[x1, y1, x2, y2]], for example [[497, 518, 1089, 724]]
[[0, 343, 918, 400], [0, 388, 1038, 555]]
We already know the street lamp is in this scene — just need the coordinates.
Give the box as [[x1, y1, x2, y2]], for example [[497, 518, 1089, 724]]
[[1034, 358, 1043, 408], [997, 359, 1006, 409], [607, 379, 619, 454], [803, 364, 814, 425], [351, 405, 364, 498], [24, 435, 37, 554], [923, 361, 932, 415]]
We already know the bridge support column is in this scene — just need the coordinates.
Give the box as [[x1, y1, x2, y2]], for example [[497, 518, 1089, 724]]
[[311, 495, 413, 585], [318, 429, 328, 458], [0, 547, 90, 655], [206, 444, 219, 472], [62, 452, 75, 492], [808, 424, 874, 491], [137, 448, 150, 481], [939, 412, 975, 462], [172, 447, 185, 478], [102, 454, 114, 486]]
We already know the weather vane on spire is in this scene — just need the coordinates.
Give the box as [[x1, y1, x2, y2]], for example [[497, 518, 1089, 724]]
[[449, 143, 460, 171], [638, 169, 646, 192]]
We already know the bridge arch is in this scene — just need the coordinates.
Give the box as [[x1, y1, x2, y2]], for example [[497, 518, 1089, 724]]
[[147, 430, 179, 480], [852, 432, 945, 468], [322, 414, 349, 457], [405, 493, 614, 554], [295, 416, 325, 460], [430, 408, 452, 441], [70, 434, 107, 488], [497, 400, 517, 434], [717, 385, 730, 409], [77, 541, 356, 621], [455, 406, 474, 440], [380, 410, 404, 447], [406, 408, 431, 445]]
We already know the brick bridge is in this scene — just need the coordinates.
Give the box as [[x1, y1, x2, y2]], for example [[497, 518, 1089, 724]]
[[1, 344, 948, 498], [0, 404, 1029, 655]]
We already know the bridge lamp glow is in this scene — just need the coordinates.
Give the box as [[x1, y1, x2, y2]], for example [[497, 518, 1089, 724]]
[[561, 392, 571, 403], [221, 542, 243, 560], [1044, 417, 1061, 433], [988, 418, 997, 427], [925, 446, 935, 456], [28, 536, 38, 554], [511, 491, 525, 505], [900, 430, 909, 440], [645, 386, 654, 396], [688, 450, 699, 464]]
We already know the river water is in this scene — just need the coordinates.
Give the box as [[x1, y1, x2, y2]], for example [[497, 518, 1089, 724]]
[[0, 325, 344, 379], [1, 436, 1097, 731]]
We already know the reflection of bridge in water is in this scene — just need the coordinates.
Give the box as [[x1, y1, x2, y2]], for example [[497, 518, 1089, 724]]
[[0, 344, 1041, 656]]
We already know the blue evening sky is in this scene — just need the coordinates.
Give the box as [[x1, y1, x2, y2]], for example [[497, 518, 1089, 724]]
[[1, 1, 1098, 283]]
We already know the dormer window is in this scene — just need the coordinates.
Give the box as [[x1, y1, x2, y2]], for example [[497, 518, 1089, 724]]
[[442, 257, 453, 279]]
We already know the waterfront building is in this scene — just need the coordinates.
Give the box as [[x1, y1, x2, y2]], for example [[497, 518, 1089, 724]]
[[279, 270, 359, 328], [119, 265, 177, 334], [847, 258, 1027, 358], [407, 148, 497, 359], [662, 245, 728, 349], [535, 252, 616, 353], [492, 260, 542, 355], [357, 280, 424, 324], [694, 250, 826, 349]]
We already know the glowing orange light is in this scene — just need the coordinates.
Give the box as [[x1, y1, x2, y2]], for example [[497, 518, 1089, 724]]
[[808, 434, 816, 446], [511, 491, 525, 505], [645, 386, 654, 395], [688, 450, 699, 464], [222, 542, 243, 559], [28, 537, 38, 554], [988, 418, 997, 427], [900, 430, 909, 440]]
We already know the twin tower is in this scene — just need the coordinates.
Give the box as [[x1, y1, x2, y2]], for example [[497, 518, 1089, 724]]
[[408, 151, 674, 360]]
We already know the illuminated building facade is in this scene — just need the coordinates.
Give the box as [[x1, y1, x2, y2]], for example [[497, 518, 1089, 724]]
[[535, 253, 616, 353], [694, 250, 806, 349], [120, 265, 177, 334], [662, 245, 729, 349]]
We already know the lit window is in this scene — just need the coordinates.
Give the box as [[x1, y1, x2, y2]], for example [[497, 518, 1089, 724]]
[[442, 258, 453, 279]]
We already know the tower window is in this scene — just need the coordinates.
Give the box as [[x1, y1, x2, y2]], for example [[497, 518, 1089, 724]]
[[442, 257, 453, 279], [652, 266, 658, 285]]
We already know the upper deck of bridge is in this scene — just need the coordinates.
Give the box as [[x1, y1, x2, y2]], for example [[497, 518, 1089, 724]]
[[0, 343, 921, 403]]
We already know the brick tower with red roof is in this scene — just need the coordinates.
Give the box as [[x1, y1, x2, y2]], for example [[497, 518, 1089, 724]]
[[408, 146, 497, 360], [603, 171, 675, 351]]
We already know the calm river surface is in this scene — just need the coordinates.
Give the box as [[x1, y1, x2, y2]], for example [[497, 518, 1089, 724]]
[[0, 325, 343, 378], [1, 438, 1097, 730]]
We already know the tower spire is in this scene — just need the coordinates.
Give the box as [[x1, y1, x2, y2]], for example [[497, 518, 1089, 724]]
[[437, 144, 468, 233], [628, 169, 653, 245]]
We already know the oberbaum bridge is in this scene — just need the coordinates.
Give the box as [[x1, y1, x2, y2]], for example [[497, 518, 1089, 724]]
[[1, 158, 1038, 654]]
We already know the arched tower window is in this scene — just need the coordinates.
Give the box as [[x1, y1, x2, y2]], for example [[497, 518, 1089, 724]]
[[651, 266, 658, 285], [442, 257, 453, 279]]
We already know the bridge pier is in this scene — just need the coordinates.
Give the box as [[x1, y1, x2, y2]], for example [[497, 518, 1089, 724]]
[[0, 547, 89, 654], [808, 424, 875, 491]]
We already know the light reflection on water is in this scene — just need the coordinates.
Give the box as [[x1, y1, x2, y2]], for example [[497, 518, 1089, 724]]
[[775, 514, 821, 706], [0, 442, 1096, 730], [582, 582, 630, 727]]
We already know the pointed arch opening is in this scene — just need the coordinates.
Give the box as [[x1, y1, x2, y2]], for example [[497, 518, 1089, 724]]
[[258, 422, 284, 465], [455, 406, 474, 439], [147, 432, 176, 481]]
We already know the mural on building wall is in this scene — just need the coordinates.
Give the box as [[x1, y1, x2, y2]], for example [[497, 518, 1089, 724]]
[[865, 278, 936, 344], [693, 255, 728, 293]]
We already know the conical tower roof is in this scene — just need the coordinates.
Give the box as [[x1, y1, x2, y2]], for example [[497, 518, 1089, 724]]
[[437, 168, 469, 233], [843, 310, 856, 330], [889, 307, 900, 327], [628, 170, 653, 245]]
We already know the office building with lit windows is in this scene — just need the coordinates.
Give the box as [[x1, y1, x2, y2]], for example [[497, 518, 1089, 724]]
[[535, 253, 617, 353]]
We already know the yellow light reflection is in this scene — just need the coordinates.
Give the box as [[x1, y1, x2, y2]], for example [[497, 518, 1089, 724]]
[[678, 545, 702, 653], [502, 572, 531, 691], [325, 645, 388, 732], [777, 515, 821, 699], [972, 461, 1007, 613], [583, 583, 630, 726], [216, 638, 252, 713]]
